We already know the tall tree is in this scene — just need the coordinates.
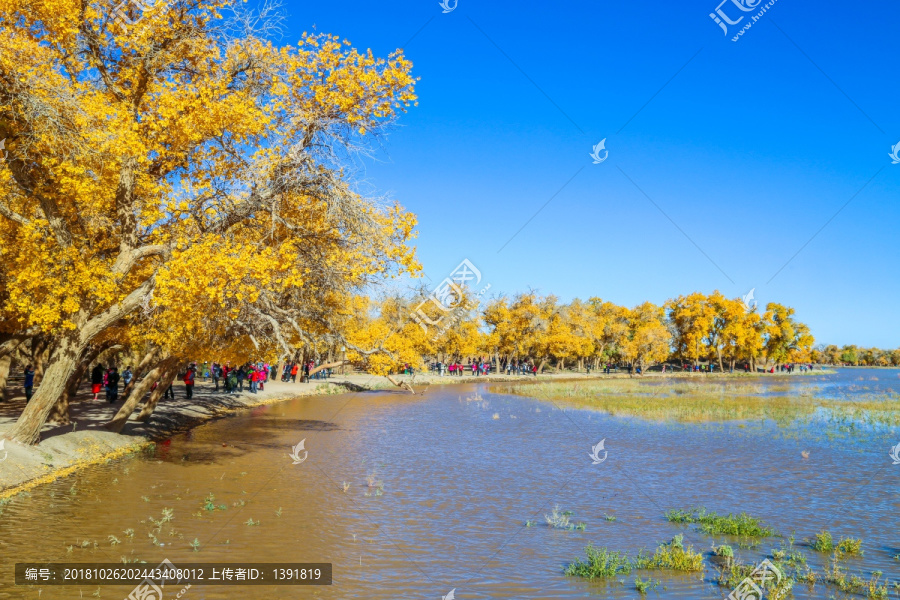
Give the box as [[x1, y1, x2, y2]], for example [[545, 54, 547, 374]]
[[0, 0, 418, 443]]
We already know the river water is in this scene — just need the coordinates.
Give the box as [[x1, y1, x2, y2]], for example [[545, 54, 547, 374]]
[[1, 368, 899, 599]]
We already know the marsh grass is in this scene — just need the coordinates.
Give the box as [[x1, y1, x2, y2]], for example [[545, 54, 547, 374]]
[[716, 560, 793, 599], [716, 542, 886, 599], [634, 577, 658, 594], [810, 531, 863, 555], [812, 531, 834, 552], [633, 535, 704, 572], [566, 535, 702, 580], [712, 544, 734, 558], [500, 379, 900, 427], [666, 508, 775, 537], [564, 546, 631, 579]]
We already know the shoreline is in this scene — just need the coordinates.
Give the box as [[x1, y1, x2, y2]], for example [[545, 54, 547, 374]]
[[0, 368, 835, 499]]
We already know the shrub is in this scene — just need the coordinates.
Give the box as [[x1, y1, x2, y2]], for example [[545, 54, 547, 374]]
[[665, 507, 774, 537], [713, 544, 734, 558], [564, 545, 632, 579], [812, 531, 834, 552], [837, 537, 862, 555], [634, 535, 704, 572]]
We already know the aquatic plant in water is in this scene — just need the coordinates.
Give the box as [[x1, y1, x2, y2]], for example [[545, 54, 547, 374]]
[[566, 535, 703, 580], [712, 544, 733, 558], [633, 535, 704, 572], [545, 506, 581, 530], [564, 546, 632, 579], [810, 531, 862, 555], [665, 507, 775, 537], [544, 506, 570, 529]]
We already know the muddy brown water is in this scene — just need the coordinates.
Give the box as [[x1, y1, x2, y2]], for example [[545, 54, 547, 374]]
[[1, 368, 899, 599]]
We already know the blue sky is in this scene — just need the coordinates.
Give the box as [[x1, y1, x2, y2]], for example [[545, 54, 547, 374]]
[[286, 0, 900, 347]]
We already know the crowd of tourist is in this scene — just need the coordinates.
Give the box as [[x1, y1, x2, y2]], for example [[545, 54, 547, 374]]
[[12, 355, 819, 406]]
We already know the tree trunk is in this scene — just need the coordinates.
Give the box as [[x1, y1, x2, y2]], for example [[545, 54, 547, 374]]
[[0, 354, 11, 401], [106, 358, 174, 432], [48, 364, 83, 425], [49, 341, 124, 424], [7, 337, 82, 444], [7, 277, 154, 443], [717, 348, 724, 374], [31, 336, 50, 385], [122, 348, 158, 398], [537, 358, 548, 374], [136, 361, 180, 422]]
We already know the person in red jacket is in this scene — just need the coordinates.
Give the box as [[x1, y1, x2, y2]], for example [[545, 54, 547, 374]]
[[183, 364, 196, 399]]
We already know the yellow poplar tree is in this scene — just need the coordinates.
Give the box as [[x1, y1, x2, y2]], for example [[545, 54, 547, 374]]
[[621, 302, 671, 374], [0, 0, 418, 443]]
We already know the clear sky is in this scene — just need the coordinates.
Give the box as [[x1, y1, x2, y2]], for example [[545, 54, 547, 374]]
[[284, 0, 900, 348]]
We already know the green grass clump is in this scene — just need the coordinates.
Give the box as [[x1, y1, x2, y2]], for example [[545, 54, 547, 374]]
[[634, 577, 658, 594], [665, 507, 775, 537], [812, 531, 834, 552], [567, 535, 704, 580], [712, 544, 734, 558], [716, 560, 792, 598], [564, 545, 632, 579], [837, 537, 863, 555], [811, 531, 861, 555], [634, 535, 704, 572], [716, 561, 755, 590]]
